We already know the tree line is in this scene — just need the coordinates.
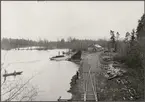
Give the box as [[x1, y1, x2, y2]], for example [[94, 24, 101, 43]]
[[107, 14, 145, 100], [1, 37, 108, 50], [109, 13, 145, 81]]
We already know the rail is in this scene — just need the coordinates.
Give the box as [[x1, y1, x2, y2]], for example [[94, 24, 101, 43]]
[[88, 66, 98, 101], [83, 63, 98, 101]]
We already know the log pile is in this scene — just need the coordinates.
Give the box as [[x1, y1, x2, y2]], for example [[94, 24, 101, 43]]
[[105, 63, 126, 80]]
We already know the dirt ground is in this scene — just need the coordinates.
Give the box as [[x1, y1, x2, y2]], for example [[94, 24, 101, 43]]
[[68, 51, 144, 101], [96, 52, 144, 101]]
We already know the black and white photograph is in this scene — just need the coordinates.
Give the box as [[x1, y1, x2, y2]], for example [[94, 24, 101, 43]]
[[1, 1, 145, 101]]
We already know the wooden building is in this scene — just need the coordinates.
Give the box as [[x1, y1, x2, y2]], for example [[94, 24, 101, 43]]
[[88, 44, 103, 52]]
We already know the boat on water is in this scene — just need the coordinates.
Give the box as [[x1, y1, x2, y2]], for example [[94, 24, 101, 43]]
[[50, 50, 82, 62], [50, 55, 70, 61], [3, 71, 23, 77]]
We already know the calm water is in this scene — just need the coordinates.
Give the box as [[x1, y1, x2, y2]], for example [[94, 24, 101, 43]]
[[1, 49, 78, 101]]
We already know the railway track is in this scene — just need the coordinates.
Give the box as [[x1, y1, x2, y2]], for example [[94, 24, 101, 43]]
[[81, 66, 98, 101], [79, 53, 102, 101]]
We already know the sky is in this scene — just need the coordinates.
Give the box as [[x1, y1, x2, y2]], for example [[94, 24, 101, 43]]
[[1, 1, 144, 41]]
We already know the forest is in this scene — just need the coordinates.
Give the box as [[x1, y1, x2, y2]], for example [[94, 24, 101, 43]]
[[1, 37, 108, 50], [109, 14, 145, 80]]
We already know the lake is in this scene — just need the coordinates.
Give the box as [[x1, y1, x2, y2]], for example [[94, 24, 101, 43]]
[[1, 49, 78, 101]]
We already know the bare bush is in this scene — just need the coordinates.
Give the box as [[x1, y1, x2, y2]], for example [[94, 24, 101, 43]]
[[1, 51, 39, 101]]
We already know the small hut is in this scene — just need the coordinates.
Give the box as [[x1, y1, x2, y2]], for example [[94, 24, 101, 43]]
[[88, 44, 103, 52]]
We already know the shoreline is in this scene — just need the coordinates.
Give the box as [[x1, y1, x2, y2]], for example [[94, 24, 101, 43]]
[[67, 52, 86, 101], [67, 61, 82, 101]]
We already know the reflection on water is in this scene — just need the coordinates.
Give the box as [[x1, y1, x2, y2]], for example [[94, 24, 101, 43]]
[[1, 49, 78, 101]]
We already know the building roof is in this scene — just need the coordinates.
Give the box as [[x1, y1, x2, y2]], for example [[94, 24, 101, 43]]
[[88, 44, 102, 48], [94, 44, 102, 48]]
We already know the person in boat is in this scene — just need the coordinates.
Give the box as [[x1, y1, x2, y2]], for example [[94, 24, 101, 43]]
[[58, 96, 61, 101], [76, 71, 79, 79], [14, 70, 16, 76], [62, 51, 65, 55]]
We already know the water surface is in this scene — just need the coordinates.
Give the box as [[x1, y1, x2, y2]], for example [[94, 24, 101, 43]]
[[1, 49, 78, 101]]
